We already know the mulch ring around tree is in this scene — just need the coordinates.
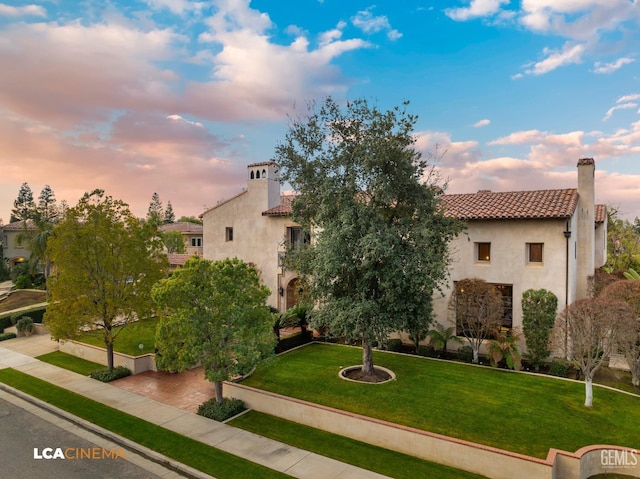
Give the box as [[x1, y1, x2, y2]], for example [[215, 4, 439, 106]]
[[339, 365, 395, 384]]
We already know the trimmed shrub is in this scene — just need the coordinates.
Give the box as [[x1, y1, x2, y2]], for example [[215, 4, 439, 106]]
[[384, 339, 403, 352], [275, 330, 312, 353], [549, 358, 570, 378], [16, 317, 34, 336], [457, 345, 474, 363], [416, 345, 439, 358], [0, 316, 13, 333], [0, 332, 17, 341], [14, 274, 34, 289], [197, 397, 245, 422], [89, 366, 132, 382]]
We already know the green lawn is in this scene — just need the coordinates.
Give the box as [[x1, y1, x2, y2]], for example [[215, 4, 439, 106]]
[[230, 410, 489, 479], [241, 343, 640, 459], [36, 351, 103, 376], [0, 369, 286, 479], [76, 318, 158, 356]]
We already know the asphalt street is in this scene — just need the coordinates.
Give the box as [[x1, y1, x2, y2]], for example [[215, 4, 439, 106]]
[[0, 394, 176, 479]]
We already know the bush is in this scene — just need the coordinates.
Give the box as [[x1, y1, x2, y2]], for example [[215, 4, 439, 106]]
[[14, 274, 33, 289], [16, 317, 34, 336], [275, 330, 312, 353], [0, 332, 17, 341], [457, 345, 474, 363], [384, 339, 403, 352], [549, 359, 570, 377], [0, 316, 13, 333], [197, 397, 245, 422], [89, 366, 131, 382], [416, 345, 439, 358]]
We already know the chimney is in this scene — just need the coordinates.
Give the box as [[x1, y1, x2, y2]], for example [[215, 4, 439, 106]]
[[575, 158, 595, 299], [247, 162, 281, 210]]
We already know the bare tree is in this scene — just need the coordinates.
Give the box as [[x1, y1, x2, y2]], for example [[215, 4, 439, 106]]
[[450, 278, 503, 364], [554, 297, 636, 406], [600, 280, 640, 387]]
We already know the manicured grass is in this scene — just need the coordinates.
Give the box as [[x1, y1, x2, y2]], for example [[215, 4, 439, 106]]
[[77, 318, 158, 356], [36, 351, 103, 376], [230, 410, 490, 479], [0, 369, 286, 479], [241, 343, 640, 459]]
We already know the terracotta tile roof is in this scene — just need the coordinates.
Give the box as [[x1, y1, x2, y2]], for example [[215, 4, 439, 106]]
[[159, 222, 203, 233], [1, 219, 37, 231], [165, 253, 198, 267], [595, 204, 607, 224], [440, 189, 579, 220], [262, 195, 295, 216]]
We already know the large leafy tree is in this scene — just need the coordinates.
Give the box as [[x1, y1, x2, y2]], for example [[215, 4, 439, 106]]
[[606, 206, 640, 272], [275, 97, 461, 377], [599, 280, 640, 387], [20, 185, 60, 278], [45, 190, 167, 370], [450, 278, 503, 364], [554, 297, 636, 406], [521, 289, 558, 370], [10, 182, 36, 223], [152, 257, 275, 403]]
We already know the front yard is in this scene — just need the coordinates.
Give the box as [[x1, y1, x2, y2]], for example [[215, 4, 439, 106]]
[[241, 343, 640, 459], [76, 318, 158, 356]]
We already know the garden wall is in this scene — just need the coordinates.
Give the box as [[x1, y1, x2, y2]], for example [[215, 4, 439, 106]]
[[59, 340, 156, 374], [223, 382, 639, 479]]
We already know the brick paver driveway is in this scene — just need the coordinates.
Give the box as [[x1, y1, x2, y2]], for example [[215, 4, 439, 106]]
[[111, 367, 216, 413]]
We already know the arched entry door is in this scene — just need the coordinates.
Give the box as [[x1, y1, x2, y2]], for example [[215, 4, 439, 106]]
[[286, 278, 304, 310]]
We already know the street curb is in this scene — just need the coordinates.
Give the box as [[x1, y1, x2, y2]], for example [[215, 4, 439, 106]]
[[0, 382, 215, 479]]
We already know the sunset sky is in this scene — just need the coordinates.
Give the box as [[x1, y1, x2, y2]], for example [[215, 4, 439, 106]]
[[1, 0, 639, 221]]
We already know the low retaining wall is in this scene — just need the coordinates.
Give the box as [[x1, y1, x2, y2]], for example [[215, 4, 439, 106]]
[[59, 340, 156, 374], [223, 382, 639, 479]]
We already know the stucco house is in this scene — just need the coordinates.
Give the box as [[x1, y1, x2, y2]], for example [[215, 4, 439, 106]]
[[158, 221, 204, 257], [201, 159, 606, 348], [1, 219, 38, 269], [433, 158, 606, 343], [201, 162, 304, 312]]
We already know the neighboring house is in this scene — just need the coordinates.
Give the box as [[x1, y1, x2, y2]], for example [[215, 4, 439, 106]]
[[158, 221, 204, 256], [201, 162, 304, 312], [433, 158, 606, 348], [201, 159, 606, 343], [1, 219, 37, 268]]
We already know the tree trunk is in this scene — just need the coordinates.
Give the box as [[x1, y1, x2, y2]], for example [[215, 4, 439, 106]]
[[106, 342, 114, 372], [214, 381, 224, 404], [361, 337, 374, 376], [584, 375, 593, 407], [472, 347, 479, 364]]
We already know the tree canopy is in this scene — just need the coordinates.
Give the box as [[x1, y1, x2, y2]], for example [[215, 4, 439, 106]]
[[10, 182, 36, 223], [275, 97, 461, 376], [450, 278, 503, 364], [45, 190, 167, 370], [606, 206, 640, 272], [152, 257, 275, 403]]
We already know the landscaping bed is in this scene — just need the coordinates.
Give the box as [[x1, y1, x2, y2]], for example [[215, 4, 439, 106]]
[[240, 343, 640, 459]]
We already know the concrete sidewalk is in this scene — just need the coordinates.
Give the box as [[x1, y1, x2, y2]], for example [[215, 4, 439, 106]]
[[0, 340, 389, 479]]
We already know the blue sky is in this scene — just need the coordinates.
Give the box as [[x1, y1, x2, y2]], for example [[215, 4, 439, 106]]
[[1, 0, 639, 220]]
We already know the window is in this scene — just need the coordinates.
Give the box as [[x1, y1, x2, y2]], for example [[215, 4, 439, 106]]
[[225, 227, 233, 242], [527, 243, 543, 263], [287, 227, 310, 250], [191, 237, 202, 247], [476, 242, 491, 262]]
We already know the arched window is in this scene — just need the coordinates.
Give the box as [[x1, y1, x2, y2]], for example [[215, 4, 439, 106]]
[[262, 169, 266, 178], [256, 170, 261, 178], [250, 171, 255, 179]]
